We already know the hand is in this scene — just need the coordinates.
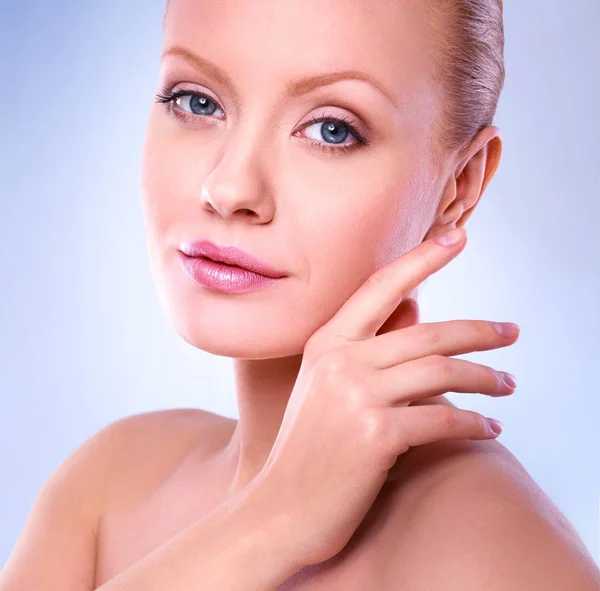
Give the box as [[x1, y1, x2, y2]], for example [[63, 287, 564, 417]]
[[256, 227, 520, 569]]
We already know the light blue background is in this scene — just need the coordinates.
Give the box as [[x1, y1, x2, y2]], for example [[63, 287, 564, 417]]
[[1, 0, 599, 568]]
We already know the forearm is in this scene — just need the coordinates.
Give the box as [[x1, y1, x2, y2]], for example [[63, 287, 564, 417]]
[[95, 478, 300, 591]]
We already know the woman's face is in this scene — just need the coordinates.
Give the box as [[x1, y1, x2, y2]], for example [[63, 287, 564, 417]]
[[142, 0, 446, 359]]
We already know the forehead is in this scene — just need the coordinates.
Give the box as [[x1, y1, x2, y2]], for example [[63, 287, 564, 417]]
[[163, 0, 441, 113]]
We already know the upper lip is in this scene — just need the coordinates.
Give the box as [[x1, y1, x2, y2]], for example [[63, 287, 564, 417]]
[[179, 239, 287, 278]]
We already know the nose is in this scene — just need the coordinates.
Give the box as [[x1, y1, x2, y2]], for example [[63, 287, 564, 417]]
[[200, 138, 275, 224]]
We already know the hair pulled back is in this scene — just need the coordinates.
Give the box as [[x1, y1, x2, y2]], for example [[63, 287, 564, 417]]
[[162, 0, 505, 165]]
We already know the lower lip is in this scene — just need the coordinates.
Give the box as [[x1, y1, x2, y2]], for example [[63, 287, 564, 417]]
[[178, 253, 285, 294]]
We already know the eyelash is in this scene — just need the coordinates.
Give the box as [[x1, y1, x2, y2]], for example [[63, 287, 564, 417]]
[[154, 86, 371, 156]]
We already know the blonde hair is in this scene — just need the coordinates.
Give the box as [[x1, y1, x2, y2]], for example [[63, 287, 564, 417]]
[[424, 0, 505, 166]]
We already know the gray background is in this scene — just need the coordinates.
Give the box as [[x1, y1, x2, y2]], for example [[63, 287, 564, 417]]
[[1, 0, 599, 567]]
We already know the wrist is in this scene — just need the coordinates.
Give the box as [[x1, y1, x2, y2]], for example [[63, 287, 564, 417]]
[[224, 476, 303, 587]]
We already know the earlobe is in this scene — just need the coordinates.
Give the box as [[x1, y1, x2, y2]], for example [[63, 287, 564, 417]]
[[422, 177, 464, 242]]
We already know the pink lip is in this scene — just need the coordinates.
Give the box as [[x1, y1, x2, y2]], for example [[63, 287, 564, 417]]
[[178, 239, 287, 278]]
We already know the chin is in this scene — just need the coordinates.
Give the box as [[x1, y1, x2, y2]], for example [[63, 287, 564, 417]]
[[149, 252, 328, 360], [164, 304, 308, 359]]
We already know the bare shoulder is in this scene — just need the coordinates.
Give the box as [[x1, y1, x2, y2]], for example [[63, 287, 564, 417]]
[[373, 398, 599, 590], [95, 408, 234, 509], [0, 407, 228, 590]]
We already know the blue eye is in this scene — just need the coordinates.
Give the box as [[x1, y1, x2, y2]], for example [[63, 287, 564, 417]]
[[156, 89, 225, 120], [183, 94, 221, 116], [154, 87, 370, 156], [307, 119, 351, 144], [298, 112, 369, 155]]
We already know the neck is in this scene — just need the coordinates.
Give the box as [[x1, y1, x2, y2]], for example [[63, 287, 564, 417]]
[[224, 354, 304, 497]]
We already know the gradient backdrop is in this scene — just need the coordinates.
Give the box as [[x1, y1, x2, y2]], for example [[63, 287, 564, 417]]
[[1, 0, 599, 567]]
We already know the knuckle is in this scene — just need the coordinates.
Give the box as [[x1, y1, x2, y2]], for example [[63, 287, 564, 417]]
[[414, 323, 442, 346], [471, 411, 492, 435], [345, 379, 369, 406], [359, 409, 387, 444], [317, 348, 365, 391], [364, 269, 390, 291], [426, 354, 454, 379], [319, 347, 350, 376], [477, 362, 502, 387], [432, 406, 461, 430]]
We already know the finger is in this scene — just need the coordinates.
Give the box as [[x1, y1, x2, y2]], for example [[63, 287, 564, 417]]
[[322, 227, 466, 342], [376, 297, 420, 337], [382, 405, 501, 455], [359, 319, 520, 369], [368, 355, 516, 405]]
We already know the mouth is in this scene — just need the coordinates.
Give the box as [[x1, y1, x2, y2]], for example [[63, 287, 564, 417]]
[[178, 239, 287, 279], [177, 250, 287, 294], [191, 254, 264, 276]]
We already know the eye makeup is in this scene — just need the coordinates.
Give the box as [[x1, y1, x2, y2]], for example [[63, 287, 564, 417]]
[[154, 85, 372, 157]]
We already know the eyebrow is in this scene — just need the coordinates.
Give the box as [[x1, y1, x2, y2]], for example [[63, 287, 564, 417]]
[[161, 45, 396, 106]]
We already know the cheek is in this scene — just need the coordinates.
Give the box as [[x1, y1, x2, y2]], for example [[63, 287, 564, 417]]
[[292, 167, 429, 327], [301, 180, 414, 273], [141, 116, 191, 243], [141, 119, 168, 233], [294, 191, 399, 318]]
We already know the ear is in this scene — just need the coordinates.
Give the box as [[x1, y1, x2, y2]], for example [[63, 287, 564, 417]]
[[424, 126, 503, 241]]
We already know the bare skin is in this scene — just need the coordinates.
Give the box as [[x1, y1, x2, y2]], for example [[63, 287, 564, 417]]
[[2, 0, 598, 589], [3, 391, 596, 588], [143, 0, 486, 503], [91, 398, 594, 589], [92, 398, 476, 587]]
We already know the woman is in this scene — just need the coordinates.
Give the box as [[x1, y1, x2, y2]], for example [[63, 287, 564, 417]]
[[1, 0, 598, 589]]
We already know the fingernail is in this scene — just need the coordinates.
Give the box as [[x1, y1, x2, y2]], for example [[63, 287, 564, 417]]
[[498, 371, 517, 388], [486, 417, 503, 435], [491, 322, 520, 338], [436, 227, 466, 246]]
